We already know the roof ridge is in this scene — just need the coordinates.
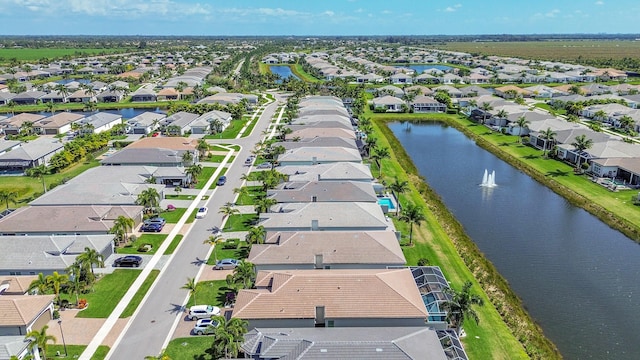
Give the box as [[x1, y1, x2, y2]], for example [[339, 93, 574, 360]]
[[376, 269, 427, 316]]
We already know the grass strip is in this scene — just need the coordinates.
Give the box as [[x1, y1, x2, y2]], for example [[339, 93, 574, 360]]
[[121, 270, 160, 318]]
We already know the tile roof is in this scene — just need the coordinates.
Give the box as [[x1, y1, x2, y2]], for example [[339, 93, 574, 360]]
[[0, 295, 54, 326], [268, 181, 377, 203], [259, 202, 389, 231]]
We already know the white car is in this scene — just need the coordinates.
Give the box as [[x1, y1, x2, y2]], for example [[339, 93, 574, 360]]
[[188, 305, 221, 320], [193, 318, 219, 335], [196, 207, 208, 219]]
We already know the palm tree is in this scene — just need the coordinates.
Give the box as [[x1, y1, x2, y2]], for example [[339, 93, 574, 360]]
[[219, 202, 239, 219], [65, 262, 84, 306], [0, 190, 18, 210], [593, 110, 608, 122], [27, 165, 49, 193], [480, 102, 493, 124], [185, 164, 203, 186], [539, 127, 557, 157], [46, 271, 69, 306], [210, 315, 249, 359], [203, 235, 225, 263], [371, 146, 390, 178], [254, 197, 277, 214], [196, 139, 209, 158], [136, 188, 161, 214], [571, 134, 593, 169], [233, 187, 250, 204], [515, 115, 530, 143], [110, 216, 135, 245], [245, 225, 266, 246], [181, 151, 194, 166], [181, 277, 199, 306], [76, 247, 105, 278], [442, 281, 485, 335], [618, 115, 635, 133], [26, 325, 56, 360], [399, 203, 426, 246], [232, 261, 256, 289], [388, 177, 409, 210], [28, 273, 50, 295]]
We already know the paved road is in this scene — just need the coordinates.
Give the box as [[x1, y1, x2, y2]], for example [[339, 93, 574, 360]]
[[104, 93, 283, 359]]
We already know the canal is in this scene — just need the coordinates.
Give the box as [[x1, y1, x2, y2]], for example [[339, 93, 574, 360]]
[[390, 121, 640, 359]]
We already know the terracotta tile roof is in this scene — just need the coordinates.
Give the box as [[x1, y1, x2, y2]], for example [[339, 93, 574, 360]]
[[233, 269, 427, 320], [0, 295, 54, 326], [0, 276, 37, 295]]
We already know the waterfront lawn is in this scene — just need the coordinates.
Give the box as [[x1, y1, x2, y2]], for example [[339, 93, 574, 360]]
[[121, 270, 160, 318], [164, 235, 184, 255], [371, 114, 531, 359], [117, 234, 166, 255], [222, 214, 258, 232], [74, 270, 141, 318], [186, 280, 228, 308], [165, 336, 213, 360]]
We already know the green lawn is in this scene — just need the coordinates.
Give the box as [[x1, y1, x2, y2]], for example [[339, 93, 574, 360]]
[[203, 118, 248, 139], [117, 234, 167, 255], [222, 214, 258, 231], [121, 270, 160, 318], [73, 270, 141, 318], [159, 208, 188, 223], [0, 48, 128, 62], [235, 186, 263, 205], [166, 194, 209, 201], [164, 235, 184, 255], [165, 336, 214, 360], [207, 242, 250, 265], [194, 167, 216, 189], [46, 345, 110, 360], [204, 154, 228, 163], [241, 116, 260, 137], [187, 280, 229, 308]]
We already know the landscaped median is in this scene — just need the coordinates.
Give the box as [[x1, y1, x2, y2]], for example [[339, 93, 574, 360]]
[[370, 113, 559, 359]]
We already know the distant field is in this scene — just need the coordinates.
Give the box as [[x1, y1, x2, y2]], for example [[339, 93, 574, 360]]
[[432, 40, 640, 62], [0, 47, 130, 63]]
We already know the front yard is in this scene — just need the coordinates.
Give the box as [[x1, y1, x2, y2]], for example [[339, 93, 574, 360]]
[[63, 270, 141, 318], [222, 214, 258, 232], [117, 234, 167, 255]]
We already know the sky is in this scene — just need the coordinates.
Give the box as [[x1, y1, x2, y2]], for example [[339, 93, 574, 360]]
[[1, 0, 640, 36]]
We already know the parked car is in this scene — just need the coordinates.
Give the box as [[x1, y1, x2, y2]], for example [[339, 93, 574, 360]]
[[216, 176, 227, 186], [256, 162, 272, 169], [215, 258, 240, 270], [192, 318, 219, 335], [196, 207, 208, 219], [144, 217, 166, 226], [188, 305, 221, 321], [141, 222, 163, 232], [113, 255, 143, 267]]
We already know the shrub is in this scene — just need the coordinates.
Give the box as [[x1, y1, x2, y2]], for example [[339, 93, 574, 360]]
[[137, 243, 153, 252]]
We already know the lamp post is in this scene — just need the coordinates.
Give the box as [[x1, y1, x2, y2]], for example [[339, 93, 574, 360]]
[[57, 319, 68, 357]]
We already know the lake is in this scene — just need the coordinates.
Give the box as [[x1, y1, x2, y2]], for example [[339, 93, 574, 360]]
[[269, 65, 299, 82], [395, 64, 452, 73], [391, 121, 640, 359]]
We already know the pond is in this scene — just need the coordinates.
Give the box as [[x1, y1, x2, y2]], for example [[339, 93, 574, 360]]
[[269, 65, 299, 82]]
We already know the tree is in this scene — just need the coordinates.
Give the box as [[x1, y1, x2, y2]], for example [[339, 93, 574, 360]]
[[442, 281, 485, 335], [110, 215, 135, 245], [136, 188, 161, 214], [480, 102, 493, 124], [569, 84, 583, 95], [196, 139, 209, 158], [0, 190, 18, 210], [232, 261, 256, 289], [593, 110, 608, 122], [46, 271, 69, 306], [539, 127, 557, 157], [27, 165, 49, 193], [619, 115, 635, 133], [209, 315, 249, 359], [219, 202, 239, 219], [181, 277, 199, 306], [399, 203, 426, 246], [28, 273, 50, 295], [571, 134, 594, 169], [26, 325, 56, 360], [371, 146, 390, 178], [254, 197, 277, 214], [233, 186, 249, 203], [185, 164, 203, 186], [65, 262, 84, 306], [76, 247, 105, 278], [245, 225, 266, 246], [515, 115, 530, 143], [388, 177, 409, 210], [203, 235, 225, 263], [181, 151, 194, 166]]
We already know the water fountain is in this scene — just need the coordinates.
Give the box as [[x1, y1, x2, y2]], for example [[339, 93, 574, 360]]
[[480, 169, 497, 187]]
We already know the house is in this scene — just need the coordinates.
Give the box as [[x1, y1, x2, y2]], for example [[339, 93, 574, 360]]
[[433, 85, 462, 98], [274, 137, 358, 151], [278, 162, 374, 182], [0, 235, 114, 275], [190, 110, 232, 135], [590, 157, 640, 185], [66, 89, 95, 103], [232, 268, 428, 329], [0, 295, 54, 335], [102, 137, 198, 169], [127, 112, 166, 135], [390, 73, 413, 84], [156, 88, 180, 101], [376, 85, 404, 97], [277, 147, 362, 166], [130, 87, 157, 102], [242, 327, 449, 360], [287, 127, 356, 141], [494, 85, 531, 99], [356, 73, 384, 84], [0, 92, 16, 106], [197, 92, 258, 107], [11, 91, 46, 105], [259, 202, 389, 232], [371, 95, 405, 112], [39, 90, 67, 103], [0, 139, 21, 156], [411, 95, 447, 113], [0, 137, 64, 172], [267, 180, 377, 203], [0, 113, 46, 135], [96, 89, 125, 103], [77, 112, 122, 134], [557, 138, 640, 170], [161, 111, 199, 136], [0, 276, 37, 295], [248, 231, 405, 271], [33, 113, 84, 135]]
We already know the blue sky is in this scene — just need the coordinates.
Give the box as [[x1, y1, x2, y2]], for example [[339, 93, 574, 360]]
[[1, 0, 639, 36]]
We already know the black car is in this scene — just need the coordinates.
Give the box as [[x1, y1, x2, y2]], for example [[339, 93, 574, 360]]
[[113, 256, 143, 267], [216, 176, 227, 186], [141, 222, 163, 232]]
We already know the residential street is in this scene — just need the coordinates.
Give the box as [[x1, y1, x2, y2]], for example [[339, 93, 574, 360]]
[[85, 93, 283, 360]]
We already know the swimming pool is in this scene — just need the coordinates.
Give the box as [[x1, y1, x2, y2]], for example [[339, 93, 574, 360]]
[[377, 197, 396, 210]]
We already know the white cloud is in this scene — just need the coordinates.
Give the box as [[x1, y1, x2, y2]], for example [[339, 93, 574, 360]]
[[545, 9, 560, 17], [323, 10, 335, 17], [444, 7, 456, 12], [595, 1, 604, 4]]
